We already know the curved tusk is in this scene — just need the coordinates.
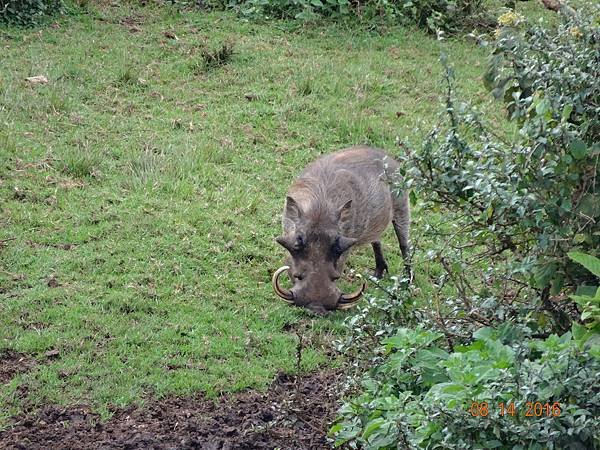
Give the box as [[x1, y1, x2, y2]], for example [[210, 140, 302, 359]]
[[337, 301, 360, 310], [337, 275, 367, 309], [272, 266, 294, 303]]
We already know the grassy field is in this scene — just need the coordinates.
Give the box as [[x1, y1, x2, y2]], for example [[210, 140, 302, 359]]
[[0, 3, 503, 424]]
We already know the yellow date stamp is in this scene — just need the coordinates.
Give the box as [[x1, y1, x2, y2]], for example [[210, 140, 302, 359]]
[[469, 401, 562, 417]]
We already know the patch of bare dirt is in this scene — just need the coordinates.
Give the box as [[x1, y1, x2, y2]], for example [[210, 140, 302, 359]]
[[0, 351, 37, 384], [119, 14, 144, 33], [0, 370, 342, 450]]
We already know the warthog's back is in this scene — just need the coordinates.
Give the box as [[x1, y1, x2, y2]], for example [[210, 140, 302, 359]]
[[286, 146, 401, 245]]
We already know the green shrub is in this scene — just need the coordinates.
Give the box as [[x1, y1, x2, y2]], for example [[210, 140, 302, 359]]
[[332, 324, 600, 449], [333, 252, 600, 448], [394, 8, 599, 333], [210, 0, 493, 33], [568, 251, 600, 332], [0, 0, 65, 25], [482, 8, 600, 291], [333, 276, 419, 376], [332, 10, 600, 449]]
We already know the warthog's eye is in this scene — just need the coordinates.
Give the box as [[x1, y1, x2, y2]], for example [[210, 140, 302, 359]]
[[331, 276, 340, 282], [294, 274, 304, 281], [331, 241, 343, 258]]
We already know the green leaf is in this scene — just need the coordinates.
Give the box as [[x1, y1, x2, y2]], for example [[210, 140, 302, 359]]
[[570, 295, 599, 305], [409, 190, 418, 206], [362, 418, 385, 440], [534, 97, 550, 116], [575, 285, 598, 297], [534, 261, 558, 289], [576, 194, 600, 220], [333, 423, 360, 447], [441, 383, 466, 394], [561, 104, 573, 121], [569, 139, 588, 160], [329, 423, 343, 434], [568, 252, 600, 277], [572, 408, 591, 416], [572, 322, 592, 349], [473, 327, 494, 341]]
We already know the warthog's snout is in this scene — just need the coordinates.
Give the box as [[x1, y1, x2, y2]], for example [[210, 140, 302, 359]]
[[272, 265, 367, 313]]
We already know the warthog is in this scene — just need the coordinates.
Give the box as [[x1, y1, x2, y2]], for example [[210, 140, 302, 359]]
[[272, 146, 410, 313]]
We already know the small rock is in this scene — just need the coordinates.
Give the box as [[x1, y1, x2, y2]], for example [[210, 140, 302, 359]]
[[222, 425, 236, 436], [25, 75, 48, 85], [162, 31, 178, 40], [45, 349, 60, 358], [13, 187, 26, 201]]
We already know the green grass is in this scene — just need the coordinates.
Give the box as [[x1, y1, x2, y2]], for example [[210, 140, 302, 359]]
[[0, 4, 495, 425]]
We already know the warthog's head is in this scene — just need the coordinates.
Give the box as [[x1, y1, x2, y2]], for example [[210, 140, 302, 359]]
[[272, 196, 366, 314]]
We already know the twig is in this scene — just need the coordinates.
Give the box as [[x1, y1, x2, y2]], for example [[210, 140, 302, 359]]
[[0, 268, 24, 280], [295, 330, 304, 401], [294, 413, 324, 434], [434, 292, 455, 351]]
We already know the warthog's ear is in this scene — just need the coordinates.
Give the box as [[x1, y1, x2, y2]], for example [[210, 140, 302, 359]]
[[337, 200, 352, 224], [276, 235, 294, 252], [334, 235, 357, 255], [285, 196, 303, 223]]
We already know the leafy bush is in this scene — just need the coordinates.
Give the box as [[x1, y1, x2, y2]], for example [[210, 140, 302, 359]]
[[332, 324, 600, 449], [395, 0, 492, 33], [332, 9, 600, 449], [394, 8, 599, 333], [568, 252, 600, 332], [484, 8, 600, 292], [333, 253, 600, 448], [485, 8, 600, 291], [332, 276, 426, 389], [209, 0, 493, 33], [1, 0, 65, 25]]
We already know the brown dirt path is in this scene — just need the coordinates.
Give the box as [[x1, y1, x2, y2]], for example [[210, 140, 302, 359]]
[[0, 370, 342, 450]]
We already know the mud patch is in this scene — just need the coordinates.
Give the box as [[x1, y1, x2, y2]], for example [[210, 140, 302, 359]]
[[0, 370, 342, 449], [0, 351, 37, 384]]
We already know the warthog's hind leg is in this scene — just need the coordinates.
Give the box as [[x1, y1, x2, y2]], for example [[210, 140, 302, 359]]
[[392, 192, 412, 282], [371, 241, 388, 279]]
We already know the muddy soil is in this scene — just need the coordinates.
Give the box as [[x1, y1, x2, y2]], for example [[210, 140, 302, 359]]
[[0, 370, 342, 450], [0, 351, 37, 384]]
